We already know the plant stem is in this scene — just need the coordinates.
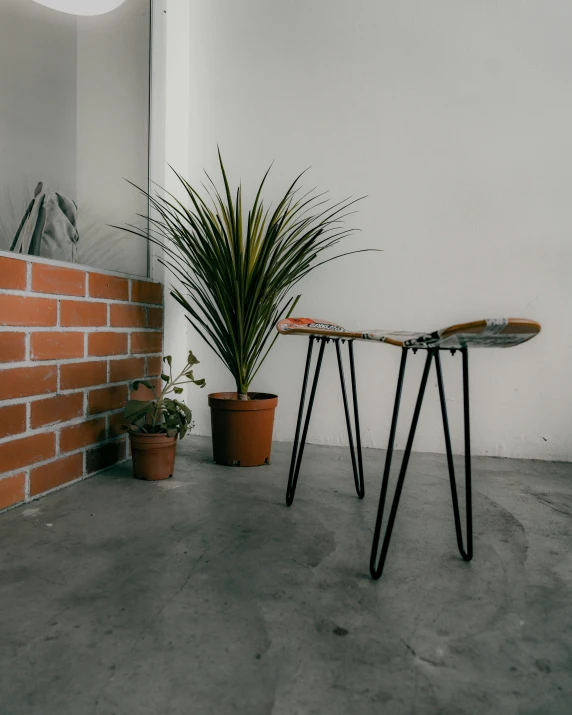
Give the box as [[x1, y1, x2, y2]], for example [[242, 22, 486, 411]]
[[152, 363, 188, 429], [237, 380, 248, 400], [151, 396, 162, 429]]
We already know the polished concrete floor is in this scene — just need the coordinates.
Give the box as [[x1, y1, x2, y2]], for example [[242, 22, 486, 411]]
[[1, 437, 571, 715]]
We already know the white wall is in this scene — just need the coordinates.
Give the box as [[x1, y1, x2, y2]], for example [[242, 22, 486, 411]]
[[0, 0, 77, 247], [152, 0, 191, 370], [76, 0, 150, 275], [162, 0, 572, 461]]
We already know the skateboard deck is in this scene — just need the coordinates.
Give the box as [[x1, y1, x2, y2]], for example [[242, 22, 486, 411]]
[[276, 317, 541, 349]]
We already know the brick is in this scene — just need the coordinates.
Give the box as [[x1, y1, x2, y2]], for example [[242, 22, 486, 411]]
[[30, 393, 84, 428], [31, 332, 84, 361], [29, 453, 83, 497], [60, 300, 107, 327], [109, 357, 145, 383], [131, 280, 163, 305], [32, 264, 85, 297], [0, 432, 55, 474], [89, 273, 128, 301], [0, 332, 26, 363], [0, 404, 27, 440], [108, 411, 126, 438], [0, 473, 25, 511], [88, 332, 127, 357], [110, 304, 146, 328], [60, 361, 107, 390], [86, 439, 126, 474], [146, 355, 163, 377], [131, 332, 162, 355], [130, 378, 161, 402], [88, 385, 128, 415], [0, 295, 57, 326], [60, 417, 106, 453], [147, 307, 163, 329], [0, 257, 27, 290], [0, 365, 57, 400]]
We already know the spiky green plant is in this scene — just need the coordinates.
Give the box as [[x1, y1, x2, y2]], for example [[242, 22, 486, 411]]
[[122, 151, 371, 399]]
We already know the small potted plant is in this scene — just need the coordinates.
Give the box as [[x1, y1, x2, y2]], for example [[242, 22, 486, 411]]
[[123, 350, 205, 480]]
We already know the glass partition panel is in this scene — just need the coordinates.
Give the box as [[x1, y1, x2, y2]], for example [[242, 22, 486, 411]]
[[0, 0, 150, 276]]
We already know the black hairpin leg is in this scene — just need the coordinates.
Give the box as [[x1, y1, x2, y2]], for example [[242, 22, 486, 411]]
[[435, 348, 473, 561], [335, 340, 365, 499], [286, 337, 365, 506], [370, 349, 434, 580], [286, 337, 326, 506]]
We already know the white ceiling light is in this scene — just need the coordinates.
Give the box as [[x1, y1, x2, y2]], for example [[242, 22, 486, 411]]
[[32, 0, 127, 16]]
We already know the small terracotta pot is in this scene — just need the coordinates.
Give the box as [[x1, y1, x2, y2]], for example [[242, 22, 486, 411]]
[[129, 432, 177, 480], [208, 392, 278, 467]]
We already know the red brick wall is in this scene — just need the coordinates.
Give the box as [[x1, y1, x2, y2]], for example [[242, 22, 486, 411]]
[[0, 256, 164, 512]]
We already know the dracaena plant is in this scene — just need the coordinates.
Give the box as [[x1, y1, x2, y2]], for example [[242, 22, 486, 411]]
[[121, 151, 371, 400], [123, 351, 205, 438]]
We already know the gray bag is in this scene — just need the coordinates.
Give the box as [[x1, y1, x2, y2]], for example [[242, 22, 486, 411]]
[[10, 182, 79, 262]]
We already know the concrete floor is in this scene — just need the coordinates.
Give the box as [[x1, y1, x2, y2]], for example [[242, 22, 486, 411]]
[[1, 437, 571, 715]]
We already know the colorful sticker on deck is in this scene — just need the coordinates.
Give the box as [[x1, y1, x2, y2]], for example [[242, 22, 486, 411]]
[[403, 331, 442, 348], [360, 330, 424, 343], [278, 318, 347, 333], [402, 319, 510, 348]]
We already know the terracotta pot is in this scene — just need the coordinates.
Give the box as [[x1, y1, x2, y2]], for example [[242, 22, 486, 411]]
[[208, 392, 278, 466], [129, 432, 177, 481]]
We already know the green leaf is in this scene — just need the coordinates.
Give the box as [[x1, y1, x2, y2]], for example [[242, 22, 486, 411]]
[[157, 398, 193, 439], [173, 387, 183, 394], [163, 355, 172, 367], [124, 400, 154, 421], [187, 350, 200, 367], [131, 380, 154, 392], [171, 399, 192, 420], [119, 151, 375, 395], [161, 373, 170, 382]]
